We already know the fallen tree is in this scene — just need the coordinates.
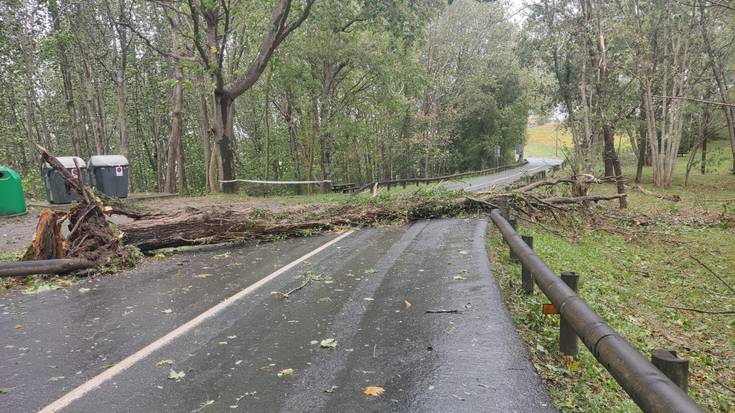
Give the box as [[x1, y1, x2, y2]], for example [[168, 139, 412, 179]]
[[19, 145, 138, 274], [22, 154, 622, 270]]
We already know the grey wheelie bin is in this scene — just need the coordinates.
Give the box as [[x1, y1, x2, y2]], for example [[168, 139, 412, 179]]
[[42, 156, 86, 204], [89, 155, 129, 198]]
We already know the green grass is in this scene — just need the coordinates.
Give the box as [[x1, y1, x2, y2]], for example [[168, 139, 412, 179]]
[[525, 122, 634, 159], [488, 140, 735, 412]]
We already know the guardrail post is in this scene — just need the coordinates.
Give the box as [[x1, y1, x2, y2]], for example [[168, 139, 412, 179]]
[[559, 271, 579, 356], [651, 349, 689, 392], [520, 235, 534, 294]]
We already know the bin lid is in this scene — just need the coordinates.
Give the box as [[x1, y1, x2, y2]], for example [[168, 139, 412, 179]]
[[43, 156, 86, 169], [89, 155, 129, 167]]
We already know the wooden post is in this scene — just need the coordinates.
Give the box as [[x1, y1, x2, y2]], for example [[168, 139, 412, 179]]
[[560, 271, 579, 356], [651, 349, 689, 392], [521, 235, 534, 294]]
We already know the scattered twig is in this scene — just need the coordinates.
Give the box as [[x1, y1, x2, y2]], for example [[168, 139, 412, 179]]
[[425, 309, 460, 314], [663, 305, 735, 315], [635, 185, 681, 202], [271, 273, 321, 299], [689, 255, 735, 295], [704, 376, 735, 396]]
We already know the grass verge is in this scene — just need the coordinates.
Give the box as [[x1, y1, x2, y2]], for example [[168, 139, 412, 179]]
[[488, 139, 735, 412]]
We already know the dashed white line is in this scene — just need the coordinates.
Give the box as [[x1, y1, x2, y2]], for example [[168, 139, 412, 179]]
[[38, 230, 355, 413]]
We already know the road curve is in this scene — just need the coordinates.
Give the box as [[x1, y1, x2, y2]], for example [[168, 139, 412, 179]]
[[1, 219, 554, 412], [445, 157, 563, 193]]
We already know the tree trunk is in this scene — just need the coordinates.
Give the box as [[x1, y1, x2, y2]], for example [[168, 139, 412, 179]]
[[401, 106, 412, 180], [48, 0, 82, 157], [165, 62, 184, 193], [116, 77, 129, 158], [165, 16, 186, 194], [197, 75, 212, 192], [699, 0, 735, 172], [701, 133, 707, 175], [214, 93, 236, 193]]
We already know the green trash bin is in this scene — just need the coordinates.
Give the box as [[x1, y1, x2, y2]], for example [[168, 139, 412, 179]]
[[0, 166, 28, 217]]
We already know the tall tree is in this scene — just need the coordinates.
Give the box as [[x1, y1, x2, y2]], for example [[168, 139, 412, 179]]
[[187, 0, 315, 193]]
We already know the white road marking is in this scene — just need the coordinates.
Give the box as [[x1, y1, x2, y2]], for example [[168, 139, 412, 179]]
[[38, 230, 355, 413]]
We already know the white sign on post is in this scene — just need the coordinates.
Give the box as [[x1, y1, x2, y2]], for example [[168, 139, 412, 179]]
[[115, 166, 123, 177]]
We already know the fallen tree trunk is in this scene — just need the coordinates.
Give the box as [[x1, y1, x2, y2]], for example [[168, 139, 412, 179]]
[[0, 259, 94, 277], [23, 208, 66, 260], [23, 145, 137, 271], [119, 197, 481, 251]]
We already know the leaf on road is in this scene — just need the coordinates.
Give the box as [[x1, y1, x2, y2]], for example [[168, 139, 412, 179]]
[[78, 287, 91, 293], [157, 359, 175, 367], [317, 297, 331, 303], [168, 369, 186, 381], [48, 376, 65, 382], [161, 308, 173, 314], [0, 388, 10, 394], [363, 297, 374, 301], [453, 275, 466, 281], [363, 386, 385, 397], [194, 273, 212, 279], [102, 363, 115, 369], [277, 368, 294, 377], [14, 324, 23, 330], [320, 338, 337, 349], [458, 250, 469, 255], [404, 300, 412, 309], [323, 385, 339, 393], [192, 399, 214, 412]]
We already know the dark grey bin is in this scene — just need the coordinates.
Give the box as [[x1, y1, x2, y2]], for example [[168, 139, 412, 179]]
[[42, 156, 87, 204], [89, 155, 129, 198]]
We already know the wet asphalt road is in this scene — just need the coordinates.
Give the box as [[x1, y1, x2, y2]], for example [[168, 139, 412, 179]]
[[1, 219, 554, 412], [446, 157, 563, 193]]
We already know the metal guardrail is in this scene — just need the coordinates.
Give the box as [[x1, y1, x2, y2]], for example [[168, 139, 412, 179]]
[[488, 209, 706, 413], [351, 160, 530, 194]]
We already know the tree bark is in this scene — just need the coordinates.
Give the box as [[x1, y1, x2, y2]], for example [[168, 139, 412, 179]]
[[698, 0, 735, 173], [165, 15, 186, 194], [48, 0, 82, 157], [194, 74, 212, 192]]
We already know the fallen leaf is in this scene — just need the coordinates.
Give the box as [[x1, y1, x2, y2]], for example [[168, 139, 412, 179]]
[[277, 368, 294, 377], [48, 376, 65, 382], [323, 385, 339, 393], [363, 297, 374, 301], [458, 250, 469, 255], [363, 386, 385, 397], [193, 399, 214, 412], [404, 300, 412, 309], [156, 359, 175, 367], [320, 338, 337, 349], [161, 308, 173, 314], [453, 275, 466, 281], [78, 287, 91, 294], [168, 369, 186, 381], [194, 273, 213, 279], [102, 363, 115, 369], [14, 324, 23, 330], [0, 388, 10, 394]]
